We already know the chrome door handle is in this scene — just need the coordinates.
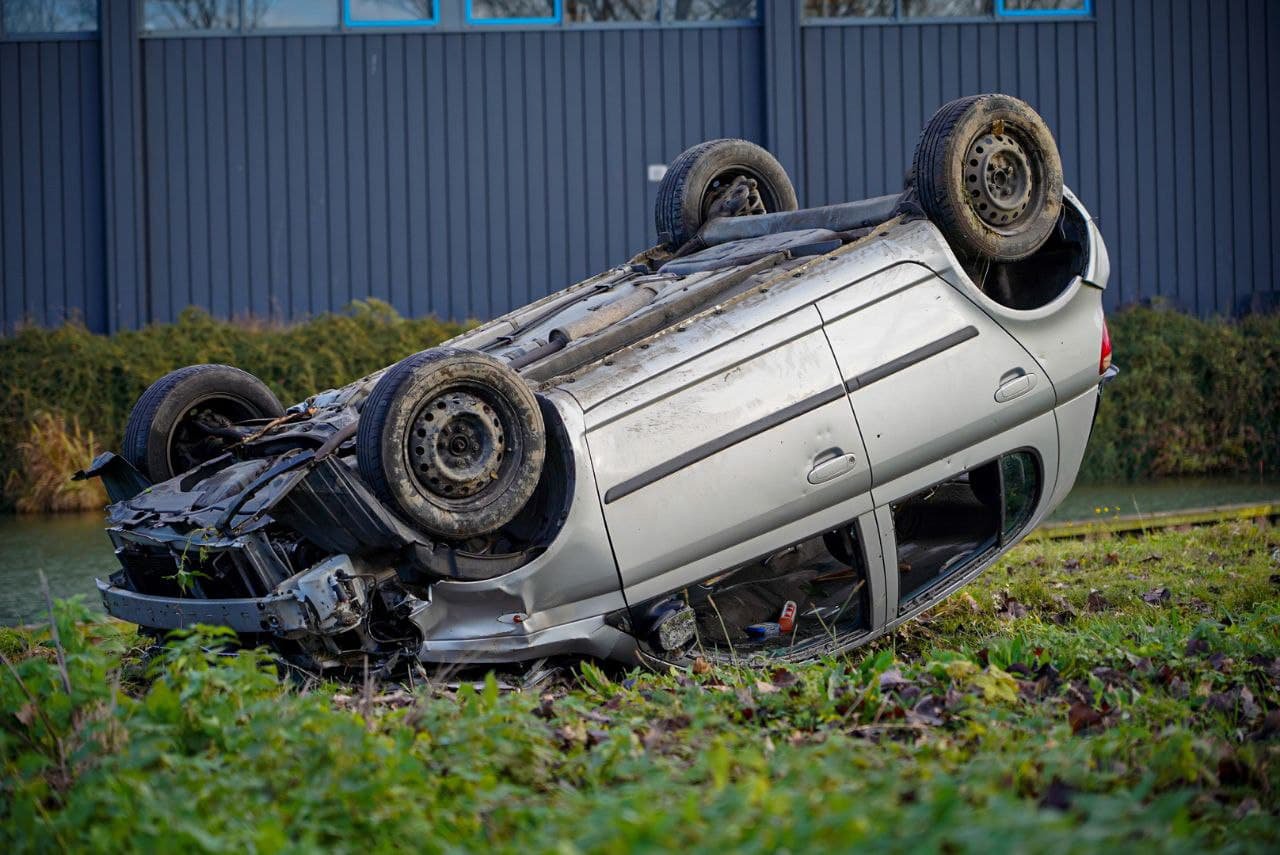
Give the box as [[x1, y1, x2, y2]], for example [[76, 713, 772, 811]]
[[994, 372, 1037, 403], [808, 453, 857, 485]]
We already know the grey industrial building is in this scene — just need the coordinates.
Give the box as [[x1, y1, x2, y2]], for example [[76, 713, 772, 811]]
[[1, 0, 1277, 333]]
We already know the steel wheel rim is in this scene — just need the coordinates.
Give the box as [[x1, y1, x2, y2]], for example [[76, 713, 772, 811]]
[[406, 383, 519, 505], [963, 130, 1035, 231]]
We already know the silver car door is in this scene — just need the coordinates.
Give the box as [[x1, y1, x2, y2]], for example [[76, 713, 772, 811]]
[[583, 303, 874, 606], [817, 260, 1059, 507]]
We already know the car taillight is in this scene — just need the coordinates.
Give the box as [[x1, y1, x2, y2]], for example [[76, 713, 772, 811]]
[[1099, 317, 1112, 374]]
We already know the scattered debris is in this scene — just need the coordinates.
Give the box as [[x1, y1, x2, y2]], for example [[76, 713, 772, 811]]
[[1142, 586, 1172, 606], [996, 592, 1028, 620], [777, 601, 797, 634], [745, 622, 781, 641]]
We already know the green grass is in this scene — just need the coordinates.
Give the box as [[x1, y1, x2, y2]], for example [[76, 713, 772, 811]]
[[2, 522, 1278, 852]]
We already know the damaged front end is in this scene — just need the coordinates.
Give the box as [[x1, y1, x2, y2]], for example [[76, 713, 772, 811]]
[[86, 378, 617, 673], [92, 444, 435, 670]]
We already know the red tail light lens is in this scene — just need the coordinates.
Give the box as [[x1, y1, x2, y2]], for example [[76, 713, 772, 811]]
[[1099, 317, 1112, 374]]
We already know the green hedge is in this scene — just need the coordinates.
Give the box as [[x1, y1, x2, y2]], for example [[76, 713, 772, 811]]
[[1084, 305, 1279, 481], [0, 302, 1275, 509], [0, 301, 466, 507]]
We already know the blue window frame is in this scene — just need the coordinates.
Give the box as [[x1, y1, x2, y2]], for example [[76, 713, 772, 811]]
[[995, 0, 1091, 17], [345, 0, 438, 27], [467, 0, 560, 25]]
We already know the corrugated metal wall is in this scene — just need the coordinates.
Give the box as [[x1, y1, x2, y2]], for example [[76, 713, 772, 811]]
[[0, 39, 105, 330], [798, 0, 1280, 315], [138, 27, 763, 324], [2, 2, 1279, 333]]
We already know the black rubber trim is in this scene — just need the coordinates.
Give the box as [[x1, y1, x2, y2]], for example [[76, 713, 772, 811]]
[[844, 325, 978, 392], [602, 384, 846, 505]]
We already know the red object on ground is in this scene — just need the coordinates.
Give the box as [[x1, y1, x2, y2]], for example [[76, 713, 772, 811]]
[[778, 600, 797, 633]]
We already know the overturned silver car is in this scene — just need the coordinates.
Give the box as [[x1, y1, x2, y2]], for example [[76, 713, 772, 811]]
[[85, 95, 1115, 672]]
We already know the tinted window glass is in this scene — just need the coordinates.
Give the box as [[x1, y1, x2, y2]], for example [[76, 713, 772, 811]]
[[143, 0, 238, 31], [802, 0, 893, 16], [347, 0, 436, 23], [901, 0, 988, 16], [246, 0, 339, 28], [1000, 451, 1039, 540], [469, 0, 558, 20], [3, 0, 97, 33], [566, 0, 659, 21], [662, 0, 757, 21]]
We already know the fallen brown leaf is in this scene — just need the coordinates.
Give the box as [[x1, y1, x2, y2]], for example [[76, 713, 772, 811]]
[[1068, 701, 1103, 734]]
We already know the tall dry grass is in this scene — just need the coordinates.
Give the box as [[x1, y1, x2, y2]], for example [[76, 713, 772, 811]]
[[4, 411, 107, 514]]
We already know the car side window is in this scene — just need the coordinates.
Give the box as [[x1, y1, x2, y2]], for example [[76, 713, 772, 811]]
[[894, 451, 1041, 606], [1000, 451, 1040, 541], [687, 521, 871, 658]]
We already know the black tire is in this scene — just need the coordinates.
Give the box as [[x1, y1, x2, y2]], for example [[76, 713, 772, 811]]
[[356, 348, 545, 539], [122, 364, 284, 483], [912, 94, 1063, 262], [655, 138, 798, 248]]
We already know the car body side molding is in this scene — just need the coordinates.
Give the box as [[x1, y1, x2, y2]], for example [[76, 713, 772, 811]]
[[602, 384, 847, 505], [601, 325, 980, 505], [844, 325, 979, 392]]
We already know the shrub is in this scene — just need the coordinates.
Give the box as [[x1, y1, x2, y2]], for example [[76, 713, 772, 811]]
[[0, 300, 466, 511], [1083, 305, 1280, 481]]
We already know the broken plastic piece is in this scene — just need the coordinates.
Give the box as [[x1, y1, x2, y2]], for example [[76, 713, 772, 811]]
[[745, 622, 781, 641], [778, 600, 797, 633]]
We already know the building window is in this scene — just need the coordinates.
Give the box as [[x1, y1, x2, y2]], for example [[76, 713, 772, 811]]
[[804, 0, 1092, 20], [661, 0, 755, 21], [248, 0, 342, 29], [344, 0, 437, 26], [901, 0, 985, 17], [143, 0, 238, 31], [564, 0, 753, 23], [2, 0, 98, 35], [135, 0, 757, 34], [803, 1, 892, 18], [565, 0, 658, 22], [467, 0, 560, 24], [996, 0, 1090, 16], [143, 0, 342, 32]]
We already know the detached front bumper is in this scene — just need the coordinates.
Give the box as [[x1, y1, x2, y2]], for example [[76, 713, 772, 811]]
[[96, 554, 370, 636]]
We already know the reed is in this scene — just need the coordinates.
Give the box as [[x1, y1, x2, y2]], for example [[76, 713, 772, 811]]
[[4, 411, 107, 514]]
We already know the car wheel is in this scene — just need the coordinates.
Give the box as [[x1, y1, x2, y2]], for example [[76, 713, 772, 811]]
[[912, 94, 1063, 263], [356, 348, 546, 539], [655, 138, 798, 248], [122, 364, 285, 483]]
